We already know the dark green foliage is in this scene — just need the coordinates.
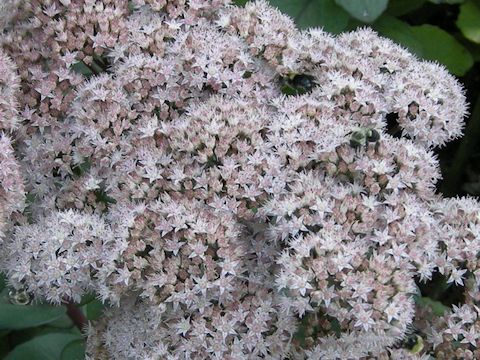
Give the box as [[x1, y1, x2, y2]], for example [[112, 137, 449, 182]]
[[85, 300, 105, 321], [0, 304, 65, 331], [70, 61, 94, 78], [268, 0, 480, 76], [5, 333, 82, 360], [408, 24, 473, 76], [335, 0, 389, 23], [94, 188, 117, 205], [269, 0, 350, 33], [0, 273, 87, 359], [457, 0, 480, 44], [71, 159, 91, 178], [61, 340, 86, 360], [414, 296, 450, 316]]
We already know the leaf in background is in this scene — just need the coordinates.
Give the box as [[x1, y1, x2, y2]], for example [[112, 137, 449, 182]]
[[70, 61, 94, 78], [414, 296, 450, 316], [77, 292, 97, 307], [0, 304, 65, 330], [0, 273, 5, 292], [269, 0, 350, 33], [386, 0, 427, 16], [0, 288, 11, 305], [373, 16, 424, 56], [47, 313, 75, 329], [457, 0, 480, 44], [429, 0, 465, 3], [5, 333, 81, 360], [0, 337, 9, 358], [409, 24, 474, 75], [472, 44, 480, 61], [85, 299, 104, 320], [334, 0, 389, 23], [61, 339, 85, 360], [233, 0, 248, 5]]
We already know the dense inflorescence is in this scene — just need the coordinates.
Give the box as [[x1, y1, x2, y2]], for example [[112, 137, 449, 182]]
[[0, 48, 25, 243], [2, 210, 125, 304], [0, 133, 25, 241], [0, 0, 478, 359]]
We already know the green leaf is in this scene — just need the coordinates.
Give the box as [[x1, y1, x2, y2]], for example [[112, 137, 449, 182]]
[[409, 24, 474, 75], [77, 292, 97, 307], [0, 273, 5, 292], [233, 0, 248, 5], [5, 333, 81, 360], [70, 61, 94, 78], [334, 0, 389, 23], [329, 317, 341, 336], [71, 158, 91, 178], [0, 288, 10, 305], [61, 339, 86, 360], [429, 0, 464, 3], [386, 0, 427, 16], [8, 326, 79, 350], [471, 44, 480, 60], [0, 337, 9, 358], [269, 0, 350, 33], [373, 16, 424, 56], [85, 299, 104, 321], [414, 296, 450, 316], [94, 188, 116, 205], [0, 304, 65, 330], [457, 0, 480, 44], [47, 313, 75, 329]]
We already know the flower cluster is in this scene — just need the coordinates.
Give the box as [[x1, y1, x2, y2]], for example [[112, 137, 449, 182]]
[[0, 0, 479, 359], [0, 48, 25, 242], [2, 210, 125, 304], [0, 134, 25, 241]]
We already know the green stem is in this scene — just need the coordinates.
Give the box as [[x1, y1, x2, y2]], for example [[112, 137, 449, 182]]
[[89, 61, 103, 75]]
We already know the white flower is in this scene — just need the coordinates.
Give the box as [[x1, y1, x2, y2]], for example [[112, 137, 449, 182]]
[[461, 326, 479, 347], [84, 175, 101, 191], [354, 309, 375, 331], [447, 267, 468, 286], [174, 317, 191, 337]]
